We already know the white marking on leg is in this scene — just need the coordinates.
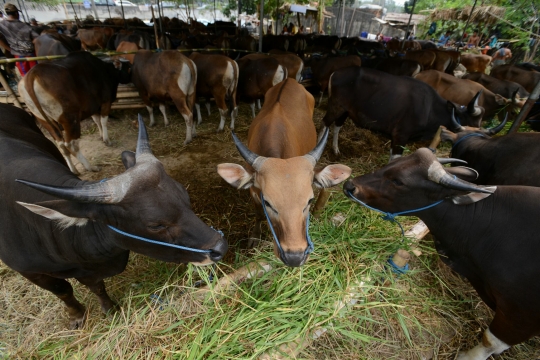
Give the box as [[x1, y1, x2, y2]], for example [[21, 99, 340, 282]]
[[333, 124, 342, 155], [389, 149, 402, 162], [205, 102, 211, 116], [317, 126, 329, 142], [181, 112, 193, 145], [318, 91, 324, 107], [218, 108, 227, 131], [230, 107, 238, 130], [257, 99, 261, 110], [159, 104, 169, 126], [250, 103, 256, 118], [296, 62, 304, 82], [100, 115, 110, 146], [457, 328, 510, 360], [56, 140, 79, 175], [195, 103, 202, 124], [66, 139, 99, 172], [91, 115, 103, 138], [146, 105, 155, 127]]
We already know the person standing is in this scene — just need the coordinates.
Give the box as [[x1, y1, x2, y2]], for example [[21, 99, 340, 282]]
[[492, 43, 512, 66], [0, 3, 39, 76], [437, 30, 451, 47], [467, 30, 481, 48]]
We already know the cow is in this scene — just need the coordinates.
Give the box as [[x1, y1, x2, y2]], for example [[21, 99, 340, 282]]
[[460, 53, 492, 74], [0, 105, 227, 329], [343, 147, 540, 360], [237, 56, 286, 118], [34, 33, 81, 56], [321, 67, 484, 158], [217, 79, 351, 267], [18, 51, 131, 175], [427, 48, 460, 73], [375, 58, 422, 77], [77, 28, 111, 50], [436, 118, 540, 187], [462, 72, 529, 99], [490, 64, 540, 93], [386, 38, 421, 56], [131, 50, 197, 145], [517, 62, 540, 72], [306, 54, 362, 107], [404, 49, 437, 70], [415, 70, 522, 120], [245, 51, 304, 81], [189, 52, 239, 132]]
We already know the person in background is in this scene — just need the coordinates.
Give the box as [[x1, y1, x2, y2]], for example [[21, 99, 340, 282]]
[[437, 30, 452, 47], [30, 17, 38, 26], [0, 3, 39, 76], [492, 43, 512, 66], [281, 25, 288, 35], [467, 30, 481, 48]]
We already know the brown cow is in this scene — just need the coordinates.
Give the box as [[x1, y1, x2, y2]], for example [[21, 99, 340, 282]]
[[386, 38, 421, 56], [131, 50, 197, 145], [34, 33, 81, 56], [491, 64, 540, 93], [245, 52, 304, 81], [426, 49, 460, 73], [77, 28, 111, 50], [18, 52, 131, 174], [415, 70, 522, 120], [307, 54, 362, 107], [460, 53, 492, 74], [217, 79, 351, 267], [237, 56, 287, 118], [189, 52, 239, 131], [404, 49, 437, 70]]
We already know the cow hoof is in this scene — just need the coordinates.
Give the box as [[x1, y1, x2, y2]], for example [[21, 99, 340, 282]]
[[216, 128, 224, 133], [247, 238, 261, 248], [102, 301, 119, 315], [71, 169, 81, 176], [68, 312, 87, 330], [149, 122, 156, 127], [104, 140, 112, 147]]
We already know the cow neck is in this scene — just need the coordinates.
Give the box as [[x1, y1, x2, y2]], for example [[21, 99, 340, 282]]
[[260, 192, 314, 257], [451, 133, 487, 152], [346, 190, 444, 237]]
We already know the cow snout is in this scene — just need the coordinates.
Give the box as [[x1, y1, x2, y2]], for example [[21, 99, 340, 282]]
[[343, 179, 357, 196], [209, 237, 228, 262], [281, 251, 308, 267]]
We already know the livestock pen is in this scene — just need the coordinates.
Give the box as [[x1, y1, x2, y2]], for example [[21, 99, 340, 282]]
[[0, 97, 538, 359]]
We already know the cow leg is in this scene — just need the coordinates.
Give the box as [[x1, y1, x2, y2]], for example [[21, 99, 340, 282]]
[[250, 102, 256, 119], [230, 107, 238, 130], [313, 188, 331, 218], [55, 140, 80, 175], [159, 104, 170, 126], [91, 114, 104, 139], [99, 115, 111, 146], [205, 101, 211, 116], [20, 273, 86, 329], [389, 149, 402, 162], [76, 277, 117, 315], [317, 126, 329, 142], [146, 106, 156, 127], [457, 328, 510, 360], [318, 91, 324, 107], [257, 99, 261, 110], [214, 91, 228, 132], [195, 103, 202, 125], [332, 124, 342, 155], [65, 139, 100, 172]]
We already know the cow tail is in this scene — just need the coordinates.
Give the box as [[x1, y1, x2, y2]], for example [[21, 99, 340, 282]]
[[24, 71, 55, 129], [226, 60, 239, 117]]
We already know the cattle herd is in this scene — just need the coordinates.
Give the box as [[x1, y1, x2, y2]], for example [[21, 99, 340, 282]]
[[2, 16, 540, 359]]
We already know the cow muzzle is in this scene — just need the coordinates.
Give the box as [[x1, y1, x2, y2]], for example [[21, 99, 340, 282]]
[[279, 250, 309, 267]]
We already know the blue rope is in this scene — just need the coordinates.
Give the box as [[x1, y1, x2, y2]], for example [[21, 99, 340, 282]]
[[451, 133, 486, 151], [387, 257, 409, 275], [260, 193, 314, 257], [107, 225, 212, 253], [346, 190, 444, 237]]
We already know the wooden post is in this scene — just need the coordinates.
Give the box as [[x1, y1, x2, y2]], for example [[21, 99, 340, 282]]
[[457, 0, 478, 52], [258, 0, 264, 52], [151, 6, 160, 50], [346, 7, 356, 37], [507, 79, 540, 133], [401, 0, 416, 51], [0, 71, 23, 109]]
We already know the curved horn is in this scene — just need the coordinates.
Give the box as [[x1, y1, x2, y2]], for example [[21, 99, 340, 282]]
[[305, 127, 329, 165], [427, 161, 493, 194], [467, 90, 482, 115], [511, 89, 518, 104], [231, 131, 265, 170], [437, 158, 467, 165], [15, 178, 121, 203], [485, 112, 508, 135], [451, 108, 465, 131], [136, 113, 155, 161]]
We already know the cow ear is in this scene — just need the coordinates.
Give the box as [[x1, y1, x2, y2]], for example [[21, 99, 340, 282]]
[[494, 94, 508, 105], [16, 200, 104, 228], [217, 163, 254, 189], [440, 127, 457, 143], [451, 186, 497, 205], [314, 164, 352, 188], [121, 150, 136, 169], [445, 166, 478, 182]]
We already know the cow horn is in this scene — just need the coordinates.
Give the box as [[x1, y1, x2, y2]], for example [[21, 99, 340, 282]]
[[135, 113, 155, 161], [427, 161, 493, 194], [305, 127, 329, 165], [467, 90, 482, 116], [15, 178, 122, 203], [437, 158, 467, 165], [511, 89, 518, 104], [451, 108, 465, 131], [231, 131, 265, 170], [485, 112, 508, 135]]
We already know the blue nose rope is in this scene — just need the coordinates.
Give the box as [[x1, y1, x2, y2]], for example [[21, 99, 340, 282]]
[[260, 193, 314, 258], [451, 133, 487, 151], [345, 190, 444, 237]]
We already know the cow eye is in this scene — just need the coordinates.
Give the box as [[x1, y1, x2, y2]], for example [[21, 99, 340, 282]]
[[264, 200, 278, 214], [148, 224, 167, 231], [392, 179, 403, 186]]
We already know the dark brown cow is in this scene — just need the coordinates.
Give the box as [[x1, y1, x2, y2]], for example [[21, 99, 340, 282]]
[[307, 54, 362, 107], [245, 52, 304, 81], [115, 41, 139, 64], [386, 38, 421, 56], [490, 64, 540, 93], [426, 49, 460, 73], [218, 79, 351, 267], [462, 72, 529, 99], [18, 52, 131, 174], [131, 50, 197, 145], [237, 56, 286, 118], [460, 53, 492, 74], [189, 52, 239, 131], [78, 28, 111, 50], [375, 58, 422, 77]]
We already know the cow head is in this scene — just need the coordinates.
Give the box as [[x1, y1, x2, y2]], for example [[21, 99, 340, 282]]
[[217, 130, 351, 267], [343, 148, 495, 215], [16, 116, 227, 266], [447, 90, 484, 128]]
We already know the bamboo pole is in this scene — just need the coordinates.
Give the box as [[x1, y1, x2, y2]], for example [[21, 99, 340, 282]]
[[0, 71, 22, 108], [151, 6, 160, 50], [401, 0, 416, 51], [346, 7, 356, 37], [457, 0, 478, 52]]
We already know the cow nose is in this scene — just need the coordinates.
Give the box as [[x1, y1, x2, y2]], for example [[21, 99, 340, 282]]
[[281, 251, 308, 267], [209, 237, 228, 262], [343, 179, 356, 195]]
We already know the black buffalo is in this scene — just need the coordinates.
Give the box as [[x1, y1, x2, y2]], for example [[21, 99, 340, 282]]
[[0, 105, 227, 329]]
